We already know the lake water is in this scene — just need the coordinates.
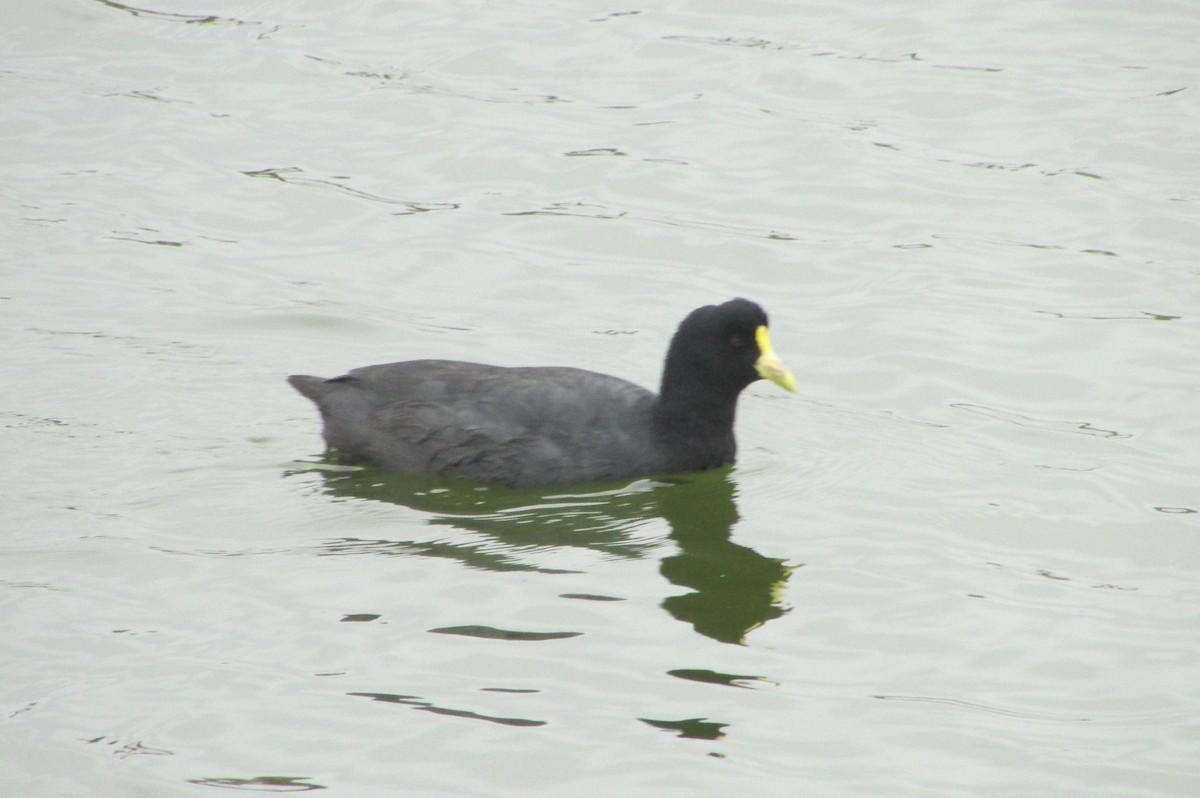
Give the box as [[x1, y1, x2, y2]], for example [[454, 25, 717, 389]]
[[3, 1, 1198, 795]]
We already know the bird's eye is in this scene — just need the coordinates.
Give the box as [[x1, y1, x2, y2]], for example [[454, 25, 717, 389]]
[[727, 333, 748, 348]]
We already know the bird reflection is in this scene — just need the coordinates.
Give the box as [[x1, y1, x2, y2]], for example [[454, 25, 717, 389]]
[[656, 473, 793, 645], [297, 466, 792, 644]]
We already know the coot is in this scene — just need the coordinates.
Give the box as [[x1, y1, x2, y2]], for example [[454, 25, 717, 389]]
[[288, 298, 794, 487]]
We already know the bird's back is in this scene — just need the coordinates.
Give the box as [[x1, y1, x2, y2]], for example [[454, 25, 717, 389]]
[[288, 360, 659, 486]]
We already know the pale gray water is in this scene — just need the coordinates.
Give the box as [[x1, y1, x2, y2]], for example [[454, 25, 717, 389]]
[[3, 1, 1198, 796]]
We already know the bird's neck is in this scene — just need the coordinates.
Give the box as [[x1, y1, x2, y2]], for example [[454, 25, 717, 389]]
[[652, 387, 739, 443]]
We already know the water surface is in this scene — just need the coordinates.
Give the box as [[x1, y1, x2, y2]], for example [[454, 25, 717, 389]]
[[3, 1, 1198, 795]]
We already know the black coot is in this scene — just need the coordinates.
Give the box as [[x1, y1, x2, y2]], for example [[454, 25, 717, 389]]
[[288, 298, 794, 487]]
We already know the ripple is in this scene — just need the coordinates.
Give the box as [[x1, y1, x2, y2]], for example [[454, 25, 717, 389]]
[[639, 717, 728, 740], [872, 694, 1093, 723], [951, 403, 1132, 438], [94, 0, 260, 26], [347, 692, 546, 727], [241, 167, 459, 215], [666, 669, 771, 689], [428, 625, 582, 642], [186, 775, 326, 792]]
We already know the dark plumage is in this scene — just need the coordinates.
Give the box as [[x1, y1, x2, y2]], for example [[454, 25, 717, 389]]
[[288, 298, 794, 487]]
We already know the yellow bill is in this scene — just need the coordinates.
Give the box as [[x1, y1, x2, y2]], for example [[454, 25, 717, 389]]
[[754, 325, 796, 392]]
